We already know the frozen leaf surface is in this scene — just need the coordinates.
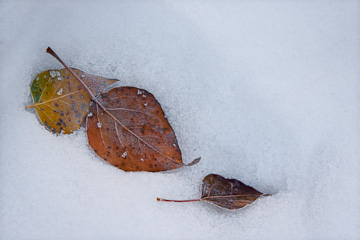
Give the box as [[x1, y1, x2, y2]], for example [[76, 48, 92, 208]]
[[201, 174, 265, 209], [87, 87, 198, 172], [26, 68, 117, 134], [158, 174, 268, 210]]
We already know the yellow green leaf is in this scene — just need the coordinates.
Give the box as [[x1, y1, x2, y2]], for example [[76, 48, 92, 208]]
[[27, 68, 118, 134]]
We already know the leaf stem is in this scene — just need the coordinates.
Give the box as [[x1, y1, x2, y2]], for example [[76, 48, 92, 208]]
[[25, 103, 36, 109], [157, 198, 202, 203], [157, 193, 270, 203], [46, 47, 97, 101]]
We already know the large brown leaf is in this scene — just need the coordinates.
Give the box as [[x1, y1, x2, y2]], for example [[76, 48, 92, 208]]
[[26, 68, 118, 134], [157, 174, 268, 210], [87, 87, 194, 172]]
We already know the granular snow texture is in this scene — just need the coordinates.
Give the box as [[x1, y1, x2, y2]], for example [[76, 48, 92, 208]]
[[0, 1, 359, 239]]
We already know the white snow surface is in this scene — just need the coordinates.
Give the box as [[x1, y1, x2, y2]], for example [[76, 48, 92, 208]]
[[1, 1, 359, 239]]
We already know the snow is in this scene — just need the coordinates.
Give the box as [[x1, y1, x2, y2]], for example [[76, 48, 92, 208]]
[[0, 1, 359, 240], [50, 70, 60, 78], [57, 88, 63, 95]]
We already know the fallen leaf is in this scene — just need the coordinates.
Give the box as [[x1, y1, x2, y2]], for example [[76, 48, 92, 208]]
[[200, 174, 266, 209], [157, 174, 268, 210], [44, 47, 200, 172], [86, 87, 199, 171], [26, 68, 117, 134]]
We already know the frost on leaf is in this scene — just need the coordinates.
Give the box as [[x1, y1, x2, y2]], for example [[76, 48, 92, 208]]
[[57, 88, 63, 95], [49, 70, 60, 78]]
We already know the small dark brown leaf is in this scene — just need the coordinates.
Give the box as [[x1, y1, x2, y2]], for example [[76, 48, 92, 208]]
[[157, 174, 268, 210], [201, 174, 264, 209]]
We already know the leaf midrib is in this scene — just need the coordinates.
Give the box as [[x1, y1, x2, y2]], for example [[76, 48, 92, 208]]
[[28, 89, 86, 109]]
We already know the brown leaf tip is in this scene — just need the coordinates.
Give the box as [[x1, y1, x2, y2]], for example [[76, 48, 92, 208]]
[[46, 47, 54, 55], [185, 157, 201, 166]]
